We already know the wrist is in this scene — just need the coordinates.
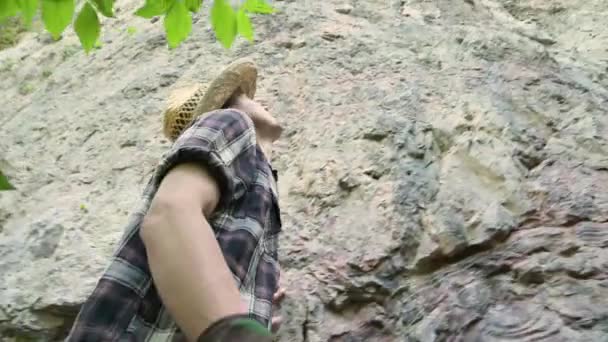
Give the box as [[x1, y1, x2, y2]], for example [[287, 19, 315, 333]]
[[197, 314, 272, 342]]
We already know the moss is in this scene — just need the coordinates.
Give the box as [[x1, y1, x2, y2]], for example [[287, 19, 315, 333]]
[[127, 26, 137, 36], [62, 44, 80, 60], [18, 82, 35, 95], [0, 59, 15, 72], [0, 17, 27, 51], [41, 68, 53, 78]]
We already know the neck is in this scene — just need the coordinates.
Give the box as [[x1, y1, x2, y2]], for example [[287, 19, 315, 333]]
[[257, 134, 274, 161], [255, 121, 282, 162], [225, 94, 281, 161]]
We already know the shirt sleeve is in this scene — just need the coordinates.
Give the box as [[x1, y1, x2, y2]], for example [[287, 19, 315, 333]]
[[152, 109, 258, 209]]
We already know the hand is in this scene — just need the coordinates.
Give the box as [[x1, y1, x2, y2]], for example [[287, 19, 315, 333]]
[[271, 287, 286, 333]]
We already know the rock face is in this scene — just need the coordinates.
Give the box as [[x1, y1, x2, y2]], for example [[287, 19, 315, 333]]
[[1, 0, 608, 340]]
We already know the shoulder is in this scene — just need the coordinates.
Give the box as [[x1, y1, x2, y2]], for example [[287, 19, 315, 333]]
[[185, 109, 255, 143], [175, 109, 257, 166], [154, 109, 259, 209]]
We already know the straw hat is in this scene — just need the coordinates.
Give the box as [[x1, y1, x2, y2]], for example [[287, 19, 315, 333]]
[[163, 58, 258, 141]]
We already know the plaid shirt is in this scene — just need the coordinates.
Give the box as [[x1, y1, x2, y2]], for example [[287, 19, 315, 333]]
[[66, 109, 282, 341]]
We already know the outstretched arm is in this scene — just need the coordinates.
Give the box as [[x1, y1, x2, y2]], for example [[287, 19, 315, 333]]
[[140, 162, 244, 341]]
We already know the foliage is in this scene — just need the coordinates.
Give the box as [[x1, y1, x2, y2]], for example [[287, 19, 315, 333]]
[[0, 0, 276, 191], [0, 0, 276, 52]]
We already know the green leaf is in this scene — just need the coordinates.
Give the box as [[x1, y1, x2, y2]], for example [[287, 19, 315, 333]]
[[41, 0, 75, 40], [92, 0, 113, 17], [211, 0, 236, 48], [0, 171, 15, 191], [184, 0, 201, 13], [236, 8, 253, 41], [243, 0, 275, 14], [135, 0, 173, 19], [74, 2, 100, 52], [0, 0, 20, 21], [163, 0, 191, 48], [16, 0, 38, 26]]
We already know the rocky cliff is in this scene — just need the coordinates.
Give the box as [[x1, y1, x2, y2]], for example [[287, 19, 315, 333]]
[[1, 0, 608, 341]]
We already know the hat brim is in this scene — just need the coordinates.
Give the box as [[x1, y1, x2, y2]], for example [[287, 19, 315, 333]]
[[194, 58, 257, 116], [163, 58, 258, 141]]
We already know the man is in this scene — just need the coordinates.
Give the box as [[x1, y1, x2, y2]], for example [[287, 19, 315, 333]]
[[67, 59, 285, 341]]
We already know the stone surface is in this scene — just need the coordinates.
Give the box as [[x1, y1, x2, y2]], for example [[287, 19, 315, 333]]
[[1, 0, 608, 340]]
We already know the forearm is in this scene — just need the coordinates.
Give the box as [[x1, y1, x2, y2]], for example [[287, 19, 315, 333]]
[[141, 203, 245, 341]]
